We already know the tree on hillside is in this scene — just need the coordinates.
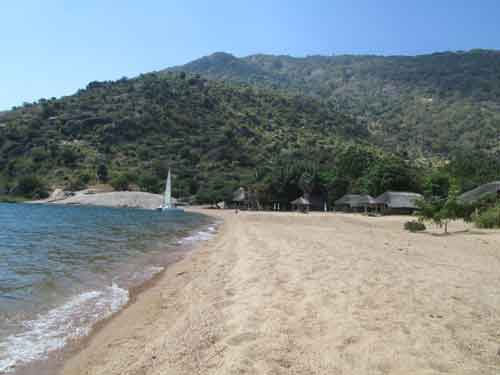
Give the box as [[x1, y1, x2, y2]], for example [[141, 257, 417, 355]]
[[138, 173, 161, 193], [59, 146, 81, 167], [110, 174, 133, 191], [15, 175, 49, 199], [97, 164, 109, 183]]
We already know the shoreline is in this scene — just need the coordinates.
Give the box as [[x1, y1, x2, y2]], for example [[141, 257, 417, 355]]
[[8, 262, 174, 375], [2, 209, 220, 375], [58, 208, 226, 375], [54, 210, 500, 375]]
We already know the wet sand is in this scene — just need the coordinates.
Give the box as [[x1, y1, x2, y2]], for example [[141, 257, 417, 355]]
[[60, 210, 500, 374]]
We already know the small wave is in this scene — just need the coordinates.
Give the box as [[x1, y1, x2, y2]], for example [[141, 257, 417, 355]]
[[130, 266, 165, 283], [177, 227, 217, 244], [0, 283, 129, 373], [176, 222, 219, 245]]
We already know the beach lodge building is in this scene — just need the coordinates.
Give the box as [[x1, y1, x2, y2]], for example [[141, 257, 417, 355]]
[[375, 191, 423, 215], [228, 186, 424, 214], [291, 196, 311, 213], [231, 187, 248, 209], [458, 181, 500, 203], [335, 191, 423, 215], [230, 187, 261, 210], [334, 194, 378, 213], [290, 191, 327, 212]]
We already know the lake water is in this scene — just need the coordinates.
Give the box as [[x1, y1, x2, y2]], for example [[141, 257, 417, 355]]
[[0, 203, 215, 373]]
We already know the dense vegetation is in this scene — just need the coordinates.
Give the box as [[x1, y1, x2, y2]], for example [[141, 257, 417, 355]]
[[474, 205, 500, 229], [0, 72, 377, 202], [416, 189, 500, 232], [168, 50, 500, 156], [1, 51, 499, 209]]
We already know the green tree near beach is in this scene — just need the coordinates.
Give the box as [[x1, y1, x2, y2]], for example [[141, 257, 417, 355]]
[[473, 205, 500, 229], [110, 174, 132, 191], [15, 175, 49, 199], [417, 180, 463, 234]]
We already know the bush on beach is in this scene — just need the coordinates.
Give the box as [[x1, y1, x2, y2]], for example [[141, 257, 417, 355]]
[[473, 205, 500, 229], [404, 220, 426, 232]]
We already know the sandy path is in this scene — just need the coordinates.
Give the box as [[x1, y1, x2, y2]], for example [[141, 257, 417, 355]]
[[61, 211, 500, 375]]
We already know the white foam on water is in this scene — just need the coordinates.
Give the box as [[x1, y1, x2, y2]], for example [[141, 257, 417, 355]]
[[177, 224, 219, 245], [177, 230, 212, 244], [0, 283, 129, 373], [144, 265, 165, 278], [130, 266, 165, 284]]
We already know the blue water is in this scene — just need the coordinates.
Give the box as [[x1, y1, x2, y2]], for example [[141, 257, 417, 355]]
[[0, 203, 215, 372]]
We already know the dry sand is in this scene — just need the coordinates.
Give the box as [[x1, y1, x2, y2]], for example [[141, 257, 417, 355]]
[[60, 210, 500, 375]]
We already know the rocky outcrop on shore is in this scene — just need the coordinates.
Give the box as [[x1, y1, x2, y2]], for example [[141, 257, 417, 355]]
[[33, 191, 163, 210]]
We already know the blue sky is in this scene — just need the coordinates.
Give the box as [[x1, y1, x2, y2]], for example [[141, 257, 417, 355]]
[[1, 0, 499, 110]]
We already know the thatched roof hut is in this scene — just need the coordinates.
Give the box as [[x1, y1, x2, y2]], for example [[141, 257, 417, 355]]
[[232, 187, 246, 202], [375, 191, 423, 213], [334, 194, 377, 211], [335, 194, 360, 208], [357, 194, 378, 207], [291, 196, 310, 213], [291, 196, 311, 206], [458, 181, 500, 203], [230, 187, 261, 210]]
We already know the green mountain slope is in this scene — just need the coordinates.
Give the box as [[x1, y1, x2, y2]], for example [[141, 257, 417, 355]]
[[2, 54, 499, 204], [0, 72, 383, 202], [168, 50, 500, 156]]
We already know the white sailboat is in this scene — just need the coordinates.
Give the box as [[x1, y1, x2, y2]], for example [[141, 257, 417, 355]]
[[160, 169, 183, 212]]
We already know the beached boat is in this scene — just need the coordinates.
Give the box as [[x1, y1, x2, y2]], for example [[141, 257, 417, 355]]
[[159, 169, 183, 212]]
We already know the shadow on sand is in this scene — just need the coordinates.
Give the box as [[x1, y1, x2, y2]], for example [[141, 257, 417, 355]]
[[415, 229, 496, 237]]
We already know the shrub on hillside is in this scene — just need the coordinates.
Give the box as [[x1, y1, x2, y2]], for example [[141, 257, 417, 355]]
[[97, 164, 109, 183], [404, 220, 426, 232], [31, 147, 50, 163], [59, 146, 81, 167], [110, 174, 133, 191], [66, 172, 92, 191], [137, 173, 161, 193]]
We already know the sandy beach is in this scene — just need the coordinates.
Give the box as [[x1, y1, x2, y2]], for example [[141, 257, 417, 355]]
[[59, 210, 500, 375]]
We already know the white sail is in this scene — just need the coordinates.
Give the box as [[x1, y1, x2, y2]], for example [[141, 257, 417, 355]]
[[163, 169, 172, 209], [159, 169, 183, 212]]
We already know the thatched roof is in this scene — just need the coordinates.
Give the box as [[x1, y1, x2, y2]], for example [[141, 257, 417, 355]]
[[291, 196, 310, 206], [458, 181, 500, 203], [335, 194, 360, 206], [335, 194, 376, 208], [357, 194, 378, 206], [375, 191, 423, 209], [232, 187, 246, 202]]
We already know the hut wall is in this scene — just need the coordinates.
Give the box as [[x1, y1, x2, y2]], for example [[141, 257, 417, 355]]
[[382, 207, 417, 215], [334, 204, 351, 212]]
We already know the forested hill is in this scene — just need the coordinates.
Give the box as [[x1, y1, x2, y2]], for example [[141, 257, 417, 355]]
[[2, 56, 499, 204], [0, 72, 376, 201], [168, 50, 500, 156]]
